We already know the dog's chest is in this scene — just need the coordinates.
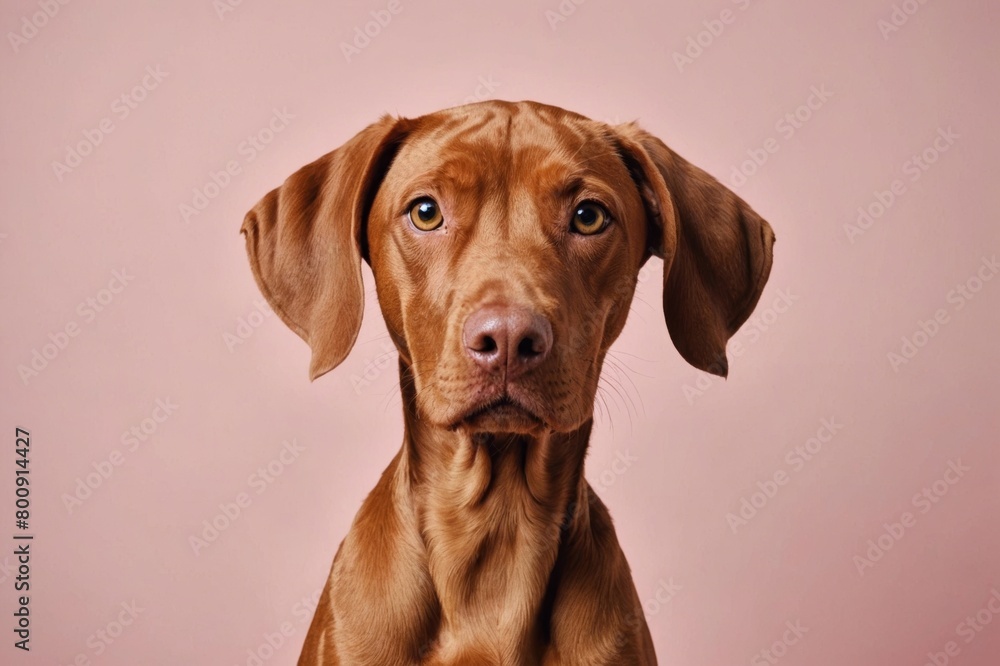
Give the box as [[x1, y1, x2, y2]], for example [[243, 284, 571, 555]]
[[419, 478, 564, 663], [418, 618, 557, 666]]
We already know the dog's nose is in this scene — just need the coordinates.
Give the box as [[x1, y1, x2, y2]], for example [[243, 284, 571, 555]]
[[463, 305, 553, 378]]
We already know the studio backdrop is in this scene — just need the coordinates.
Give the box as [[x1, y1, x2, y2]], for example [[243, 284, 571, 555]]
[[1, 0, 998, 665]]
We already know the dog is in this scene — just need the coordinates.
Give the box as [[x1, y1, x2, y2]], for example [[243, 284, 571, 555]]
[[241, 100, 774, 665]]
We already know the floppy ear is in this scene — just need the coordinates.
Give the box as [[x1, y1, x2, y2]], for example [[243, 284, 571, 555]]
[[614, 123, 775, 377], [240, 115, 409, 380]]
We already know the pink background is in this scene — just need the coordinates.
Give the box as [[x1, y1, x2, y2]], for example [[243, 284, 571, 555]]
[[2, 0, 999, 664]]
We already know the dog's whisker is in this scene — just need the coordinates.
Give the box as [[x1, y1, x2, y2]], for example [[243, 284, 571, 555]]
[[600, 374, 633, 421], [630, 293, 656, 311], [601, 366, 640, 426], [606, 348, 654, 364], [603, 357, 645, 418], [378, 382, 402, 415], [593, 386, 612, 432], [598, 376, 635, 435]]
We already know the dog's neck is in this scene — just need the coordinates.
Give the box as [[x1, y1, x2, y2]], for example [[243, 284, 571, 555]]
[[395, 361, 592, 655]]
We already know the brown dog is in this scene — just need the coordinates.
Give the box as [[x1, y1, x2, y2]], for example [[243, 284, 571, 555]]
[[241, 100, 774, 665]]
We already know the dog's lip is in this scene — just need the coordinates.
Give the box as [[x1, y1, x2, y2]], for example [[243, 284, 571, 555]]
[[453, 394, 544, 429]]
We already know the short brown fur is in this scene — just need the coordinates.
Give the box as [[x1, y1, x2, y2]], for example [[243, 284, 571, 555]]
[[241, 100, 775, 665]]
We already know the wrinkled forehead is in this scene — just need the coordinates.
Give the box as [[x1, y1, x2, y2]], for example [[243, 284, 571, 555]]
[[387, 103, 629, 196]]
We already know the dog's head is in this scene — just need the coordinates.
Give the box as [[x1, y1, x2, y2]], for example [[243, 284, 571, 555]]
[[242, 101, 774, 436]]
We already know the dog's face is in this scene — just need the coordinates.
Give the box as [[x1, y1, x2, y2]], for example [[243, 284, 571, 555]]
[[366, 104, 648, 434], [242, 100, 774, 435]]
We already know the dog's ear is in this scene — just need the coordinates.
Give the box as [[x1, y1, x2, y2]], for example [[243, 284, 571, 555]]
[[241, 115, 409, 380], [614, 123, 775, 377]]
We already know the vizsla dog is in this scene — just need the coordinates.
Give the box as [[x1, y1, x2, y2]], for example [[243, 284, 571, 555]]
[[241, 100, 774, 665]]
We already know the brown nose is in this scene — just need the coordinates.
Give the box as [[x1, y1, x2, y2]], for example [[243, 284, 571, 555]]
[[463, 305, 553, 378]]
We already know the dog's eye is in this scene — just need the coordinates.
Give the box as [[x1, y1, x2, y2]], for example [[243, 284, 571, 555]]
[[570, 202, 609, 235], [408, 198, 444, 231]]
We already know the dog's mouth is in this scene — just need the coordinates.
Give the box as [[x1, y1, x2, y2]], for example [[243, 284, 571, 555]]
[[453, 395, 544, 434]]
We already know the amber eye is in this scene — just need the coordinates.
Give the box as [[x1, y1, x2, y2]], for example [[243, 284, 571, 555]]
[[570, 202, 609, 235], [408, 198, 444, 231]]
